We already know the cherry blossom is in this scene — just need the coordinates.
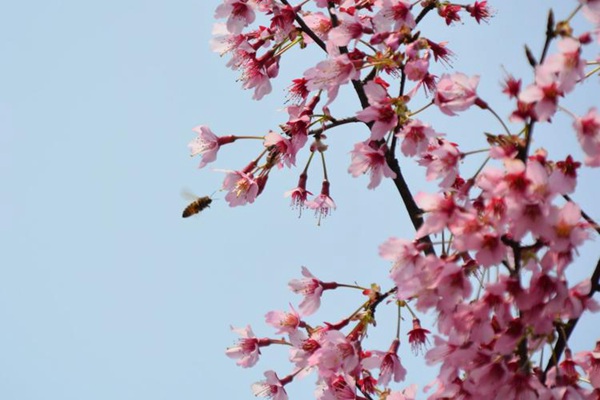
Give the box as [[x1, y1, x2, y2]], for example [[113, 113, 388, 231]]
[[466, 1, 492, 24], [251, 370, 289, 400], [368, 339, 407, 385], [221, 169, 260, 207], [288, 266, 337, 316], [304, 54, 360, 104], [355, 80, 398, 140], [264, 131, 296, 167], [265, 305, 302, 335], [306, 180, 336, 223], [188, 125, 234, 168], [308, 330, 359, 378], [327, 10, 370, 48], [396, 119, 437, 157], [434, 73, 480, 116], [407, 318, 431, 354], [519, 64, 564, 122], [576, 341, 600, 388], [373, 0, 415, 32], [226, 325, 265, 368], [285, 173, 312, 214], [348, 140, 396, 189], [573, 107, 600, 166], [215, 0, 256, 35]]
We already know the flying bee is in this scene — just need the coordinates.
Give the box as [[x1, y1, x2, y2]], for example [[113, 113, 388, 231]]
[[181, 190, 213, 218]]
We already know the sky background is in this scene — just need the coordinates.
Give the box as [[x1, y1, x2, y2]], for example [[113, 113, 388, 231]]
[[1, 1, 599, 399]]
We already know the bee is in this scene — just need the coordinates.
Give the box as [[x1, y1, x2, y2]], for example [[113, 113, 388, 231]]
[[181, 190, 213, 218]]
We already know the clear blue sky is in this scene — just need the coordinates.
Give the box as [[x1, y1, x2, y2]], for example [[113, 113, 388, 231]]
[[1, 1, 598, 399]]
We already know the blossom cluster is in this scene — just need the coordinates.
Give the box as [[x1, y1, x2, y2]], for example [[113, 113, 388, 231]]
[[188, 0, 600, 398]]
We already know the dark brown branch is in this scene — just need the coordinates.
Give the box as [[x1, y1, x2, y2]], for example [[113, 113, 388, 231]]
[[368, 287, 397, 318], [325, 2, 370, 109], [385, 152, 435, 255], [281, 0, 327, 52], [543, 257, 600, 379], [307, 117, 362, 136], [518, 10, 556, 162], [415, 3, 436, 25], [322, 2, 433, 254], [539, 9, 556, 65]]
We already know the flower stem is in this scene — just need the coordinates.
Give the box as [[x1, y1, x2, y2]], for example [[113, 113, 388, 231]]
[[485, 105, 511, 135], [320, 151, 329, 181], [408, 100, 434, 117]]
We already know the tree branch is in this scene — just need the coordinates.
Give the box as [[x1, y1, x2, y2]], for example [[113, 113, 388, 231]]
[[384, 152, 435, 255], [543, 256, 600, 379], [281, 0, 327, 52], [307, 117, 362, 136]]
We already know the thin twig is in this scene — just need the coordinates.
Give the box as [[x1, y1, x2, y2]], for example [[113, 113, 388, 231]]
[[307, 117, 362, 136], [281, 0, 327, 52], [543, 257, 600, 379]]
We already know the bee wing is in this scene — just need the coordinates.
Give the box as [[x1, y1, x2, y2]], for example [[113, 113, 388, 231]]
[[181, 188, 199, 201]]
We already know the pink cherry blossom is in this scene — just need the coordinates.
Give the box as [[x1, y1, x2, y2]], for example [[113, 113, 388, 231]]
[[404, 55, 430, 82], [581, 0, 600, 24], [414, 192, 462, 237], [356, 80, 398, 140], [285, 173, 312, 215], [373, 0, 415, 32], [559, 279, 600, 320], [301, 12, 332, 44], [288, 266, 337, 316], [495, 370, 551, 399], [519, 64, 563, 122], [502, 73, 522, 98], [434, 73, 480, 116], [546, 348, 581, 388], [379, 238, 427, 298], [226, 325, 265, 368], [307, 330, 359, 378], [188, 125, 235, 168], [573, 108, 600, 167], [418, 138, 461, 188], [215, 0, 256, 34], [306, 180, 336, 223], [241, 51, 280, 100], [327, 11, 370, 48], [269, 5, 296, 41], [396, 119, 438, 157], [372, 339, 407, 385], [264, 130, 296, 167], [251, 370, 289, 400], [210, 23, 254, 56], [544, 37, 585, 93], [438, 4, 462, 25], [466, 1, 492, 24], [348, 140, 396, 189], [265, 305, 301, 335], [407, 318, 431, 354], [221, 169, 260, 207], [575, 341, 600, 388], [549, 155, 581, 194], [543, 202, 589, 253], [315, 374, 358, 400], [385, 385, 417, 400], [304, 54, 359, 104]]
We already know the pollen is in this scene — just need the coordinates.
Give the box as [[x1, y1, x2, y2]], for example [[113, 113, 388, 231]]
[[235, 179, 251, 197], [555, 222, 572, 238]]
